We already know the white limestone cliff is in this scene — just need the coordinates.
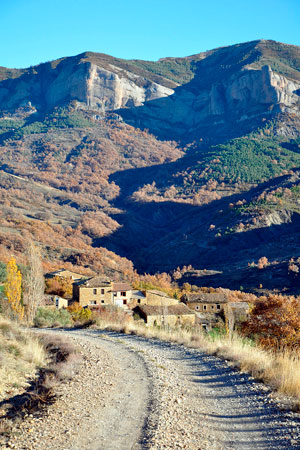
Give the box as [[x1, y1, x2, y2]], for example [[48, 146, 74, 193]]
[[126, 65, 300, 136], [0, 60, 174, 112]]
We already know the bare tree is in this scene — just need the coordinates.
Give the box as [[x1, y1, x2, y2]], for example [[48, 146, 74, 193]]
[[23, 241, 45, 323]]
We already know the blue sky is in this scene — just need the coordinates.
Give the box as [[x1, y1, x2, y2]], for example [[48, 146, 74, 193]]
[[1, 0, 299, 68]]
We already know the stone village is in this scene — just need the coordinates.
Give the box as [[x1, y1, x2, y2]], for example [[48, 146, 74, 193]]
[[45, 269, 249, 331]]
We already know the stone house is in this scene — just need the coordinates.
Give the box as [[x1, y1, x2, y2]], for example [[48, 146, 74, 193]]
[[72, 276, 112, 307], [182, 292, 249, 331], [134, 304, 195, 327], [146, 290, 179, 306], [183, 292, 228, 314], [45, 269, 86, 282], [182, 292, 228, 331], [112, 282, 132, 307]]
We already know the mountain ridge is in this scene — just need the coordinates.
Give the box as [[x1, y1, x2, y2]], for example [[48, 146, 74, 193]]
[[0, 39, 300, 292]]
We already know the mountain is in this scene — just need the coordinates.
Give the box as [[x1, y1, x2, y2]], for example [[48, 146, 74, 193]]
[[1, 40, 299, 140], [120, 40, 300, 141], [0, 40, 300, 293]]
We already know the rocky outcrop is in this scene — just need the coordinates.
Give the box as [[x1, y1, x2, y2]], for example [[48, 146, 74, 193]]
[[0, 41, 299, 140], [121, 65, 300, 138], [0, 60, 174, 112]]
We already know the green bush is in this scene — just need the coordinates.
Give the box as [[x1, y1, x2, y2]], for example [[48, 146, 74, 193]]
[[34, 307, 72, 328], [207, 327, 226, 340], [0, 262, 6, 283]]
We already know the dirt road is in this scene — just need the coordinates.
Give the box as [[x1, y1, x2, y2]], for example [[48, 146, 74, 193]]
[[5, 329, 300, 449]]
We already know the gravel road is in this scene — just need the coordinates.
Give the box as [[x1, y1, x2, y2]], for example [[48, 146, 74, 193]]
[[3, 329, 300, 450]]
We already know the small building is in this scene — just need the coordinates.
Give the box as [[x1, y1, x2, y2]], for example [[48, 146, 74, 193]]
[[45, 269, 86, 282], [55, 296, 69, 309], [134, 304, 195, 327], [130, 290, 147, 307], [112, 282, 132, 307], [183, 292, 228, 314], [44, 295, 69, 309], [72, 276, 112, 307], [146, 290, 179, 306]]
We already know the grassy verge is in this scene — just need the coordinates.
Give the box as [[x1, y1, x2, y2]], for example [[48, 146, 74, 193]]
[[0, 316, 47, 400], [93, 315, 300, 408], [0, 317, 82, 442]]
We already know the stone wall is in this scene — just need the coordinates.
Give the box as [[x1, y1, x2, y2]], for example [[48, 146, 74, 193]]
[[74, 285, 112, 307], [146, 313, 195, 327]]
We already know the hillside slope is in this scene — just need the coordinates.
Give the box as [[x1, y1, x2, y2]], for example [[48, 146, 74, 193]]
[[0, 40, 300, 291]]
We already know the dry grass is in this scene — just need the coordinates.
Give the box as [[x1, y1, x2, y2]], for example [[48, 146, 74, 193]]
[[39, 334, 83, 383], [94, 315, 300, 408], [0, 316, 47, 399]]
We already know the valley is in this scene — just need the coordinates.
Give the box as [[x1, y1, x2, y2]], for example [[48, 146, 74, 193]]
[[0, 39, 300, 293]]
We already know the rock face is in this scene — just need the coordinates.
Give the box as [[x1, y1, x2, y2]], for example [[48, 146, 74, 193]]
[[0, 40, 299, 140], [0, 59, 174, 112], [120, 65, 300, 139]]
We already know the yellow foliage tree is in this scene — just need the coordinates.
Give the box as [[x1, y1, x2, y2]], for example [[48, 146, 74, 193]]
[[67, 302, 91, 322], [5, 257, 24, 321]]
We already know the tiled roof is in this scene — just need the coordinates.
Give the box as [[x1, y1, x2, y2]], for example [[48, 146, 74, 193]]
[[147, 290, 169, 297], [136, 304, 195, 316], [112, 282, 132, 292], [45, 269, 86, 279], [185, 293, 228, 304], [74, 276, 111, 288]]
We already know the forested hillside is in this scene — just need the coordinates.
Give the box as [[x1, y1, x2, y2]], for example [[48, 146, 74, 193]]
[[0, 39, 300, 292]]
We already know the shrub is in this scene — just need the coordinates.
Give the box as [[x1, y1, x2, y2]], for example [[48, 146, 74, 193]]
[[67, 302, 92, 324], [242, 294, 300, 351], [34, 307, 72, 328], [0, 262, 6, 283]]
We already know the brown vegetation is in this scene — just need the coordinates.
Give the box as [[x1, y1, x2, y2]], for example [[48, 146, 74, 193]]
[[0, 118, 182, 278], [242, 294, 300, 351]]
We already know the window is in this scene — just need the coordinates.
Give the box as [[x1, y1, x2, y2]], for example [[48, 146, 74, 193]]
[[91, 301, 97, 305], [217, 304, 221, 310], [211, 305, 214, 310], [195, 305, 199, 310], [101, 289, 104, 295], [203, 305, 207, 311], [123, 299, 127, 305], [137, 299, 141, 304], [121, 291, 126, 297], [101, 300, 104, 304], [93, 289, 97, 295]]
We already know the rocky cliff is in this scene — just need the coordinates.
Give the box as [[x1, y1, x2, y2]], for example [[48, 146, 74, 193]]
[[0, 39, 299, 140], [120, 64, 300, 140], [0, 54, 174, 112]]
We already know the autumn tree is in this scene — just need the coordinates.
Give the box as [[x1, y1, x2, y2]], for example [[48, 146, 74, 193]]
[[5, 257, 24, 321], [242, 295, 300, 350], [257, 257, 269, 269], [45, 275, 73, 298], [23, 241, 45, 323]]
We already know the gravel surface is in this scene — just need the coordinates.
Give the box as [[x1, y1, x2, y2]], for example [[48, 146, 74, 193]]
[[2, 328, 300, 450]]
